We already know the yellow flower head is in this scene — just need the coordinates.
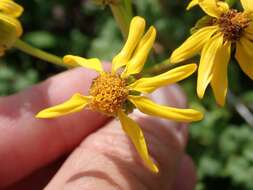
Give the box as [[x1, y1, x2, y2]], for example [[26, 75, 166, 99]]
[[171, 0, 253, 106], [36, 16, 203, 173], [0, 0, 23, 56]]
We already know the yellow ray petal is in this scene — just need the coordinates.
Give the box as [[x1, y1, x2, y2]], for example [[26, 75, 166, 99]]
[[210, 41, 231, 106], [121, 26, 156, 78], [134, 26, 156, 54], [187, 0, 199, 10], [118, 110, 159, 173], [197, 33, 223, 99], [112, 16, 146, 73], [235, 37, 253, 80], [244, 22, 253, 41], [198, 0, 227, 18], [36, 94, 90, 118], [63, 55, 103, 72], [128, 64, 197, 93], [0, 12, 22, 37], [241, 0, 253, 11], [0, 0, 24, 18], [170, 25, 218, 63], [217, 1, 230, 12], [187, 0, 229, 11], [128, 96, 203, 122]]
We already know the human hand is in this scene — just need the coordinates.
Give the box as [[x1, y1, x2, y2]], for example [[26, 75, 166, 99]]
[[0, 66, 196, 190]]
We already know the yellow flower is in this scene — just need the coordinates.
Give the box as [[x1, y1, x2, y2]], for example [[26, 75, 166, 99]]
[[170, 0, 253, 106], [0, 0, 23, 56], [36, 16, 203, 173]]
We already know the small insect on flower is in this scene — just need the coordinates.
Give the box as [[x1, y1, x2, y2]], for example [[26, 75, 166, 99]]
[[36, 16, 203, 173], [0, 0, 23, 56], [170, 0, 253, 106]]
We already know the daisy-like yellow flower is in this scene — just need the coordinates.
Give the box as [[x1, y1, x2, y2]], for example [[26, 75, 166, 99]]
[[0, 0, 23, 56], [170, 0, 253, 106], [36, 16, 203, 173]]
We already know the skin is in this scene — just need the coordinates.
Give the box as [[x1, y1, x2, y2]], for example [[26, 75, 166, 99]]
[[0, 66, 196, 190]]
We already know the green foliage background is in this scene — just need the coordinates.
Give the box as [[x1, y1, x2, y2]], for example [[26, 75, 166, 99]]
[[1, 0, 253, 189]]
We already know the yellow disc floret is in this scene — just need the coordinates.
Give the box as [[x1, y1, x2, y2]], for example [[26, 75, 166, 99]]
[[89, 72, 129, 115], [216, 9, 251, 42]]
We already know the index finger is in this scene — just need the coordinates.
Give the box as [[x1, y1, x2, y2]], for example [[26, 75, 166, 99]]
[[0, 67, 109, 188]]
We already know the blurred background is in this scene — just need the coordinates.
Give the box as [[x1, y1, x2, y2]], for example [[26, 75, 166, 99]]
[[1, 0, 253, 189]]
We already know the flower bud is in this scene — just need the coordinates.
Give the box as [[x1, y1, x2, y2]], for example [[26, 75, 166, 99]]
[[0, 0, 23, 56], [0, 18, 19, 55]]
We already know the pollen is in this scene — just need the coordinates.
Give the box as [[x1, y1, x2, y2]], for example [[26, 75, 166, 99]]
[[88, 72, 129, 115], [216, 9, 251, 42]]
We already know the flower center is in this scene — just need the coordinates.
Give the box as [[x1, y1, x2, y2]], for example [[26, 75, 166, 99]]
[[216, 9, 251, 42], [89, 72, 129, 116]]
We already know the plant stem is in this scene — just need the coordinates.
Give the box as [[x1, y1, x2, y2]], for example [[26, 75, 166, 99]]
[[123, 0, 132, 18], [228, 90, 253, 127], [225, 0, 237, 7], [110, 2, 131, 39], [13, 39, 71, 68], [142, 58, 172, 76]]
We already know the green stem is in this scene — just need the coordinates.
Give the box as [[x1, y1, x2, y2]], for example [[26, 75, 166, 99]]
[[225, 0, 237, 7], [13, 39, 71, 68], [123, 0, 132, 18], [110, 2, 131, 39], [142, 58, 172, 76], [228, 90, 253, 127]]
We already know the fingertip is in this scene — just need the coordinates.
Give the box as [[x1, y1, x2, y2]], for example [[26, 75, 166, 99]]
[[149, 84, 187, 109]]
